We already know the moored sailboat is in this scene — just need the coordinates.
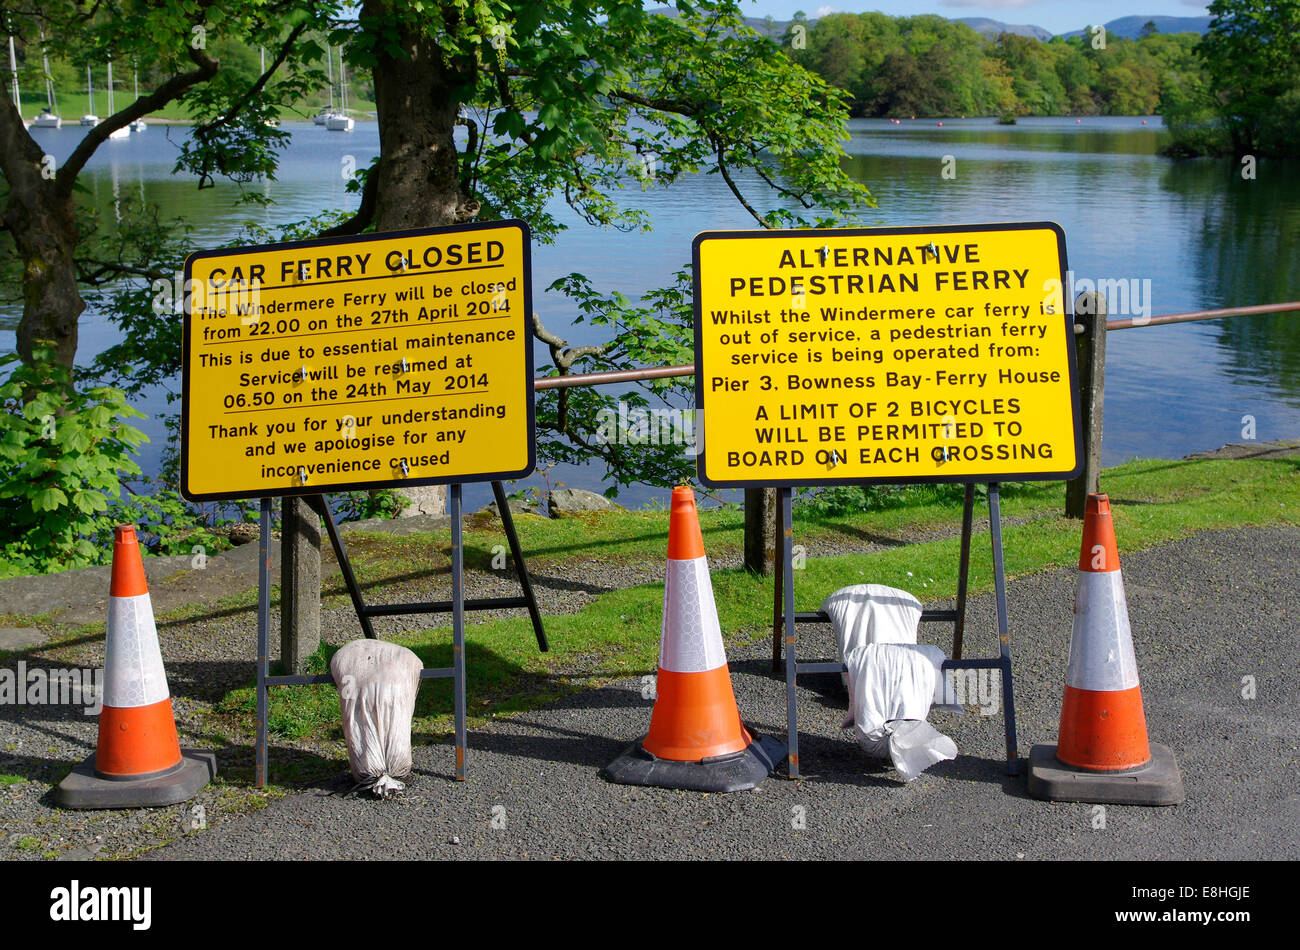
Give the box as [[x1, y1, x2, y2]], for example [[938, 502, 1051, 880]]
[[325, 48, 353, 131], [79, 64, 98, 126], [129, 66, 146, 131], [31, 30, 61, 127], [105, 59, 129, 138]]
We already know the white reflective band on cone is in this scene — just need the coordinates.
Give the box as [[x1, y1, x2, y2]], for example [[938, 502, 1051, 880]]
[[104, 593, 171, 708], [658, 556, 727, 673], [1065, 570, 1139, 692]]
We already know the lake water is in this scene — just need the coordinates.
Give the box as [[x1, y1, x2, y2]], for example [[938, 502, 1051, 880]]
[[4, 116, 1299, 511]]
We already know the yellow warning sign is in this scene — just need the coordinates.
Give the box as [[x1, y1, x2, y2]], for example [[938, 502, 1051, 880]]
[[181, 221, 534, 501], [693, 223, 1080, 487]]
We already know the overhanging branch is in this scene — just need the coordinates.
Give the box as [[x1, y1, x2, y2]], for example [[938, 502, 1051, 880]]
[[57, 44, 220, 197]]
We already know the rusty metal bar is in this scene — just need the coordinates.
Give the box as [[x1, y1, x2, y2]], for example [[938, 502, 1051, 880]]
[[1107, 301, 1300, 331], [533, 363, 693, 390], [529, 302, 1300, 389]]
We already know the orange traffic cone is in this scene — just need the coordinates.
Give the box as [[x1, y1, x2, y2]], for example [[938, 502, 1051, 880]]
[[1027, 495, 1183, 805], [602, 487, 784, 792], [56, 525, 216, 809]]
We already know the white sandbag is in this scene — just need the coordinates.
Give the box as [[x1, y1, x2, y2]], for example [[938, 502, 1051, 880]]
[[329, 639, 423, 798], [887, 720, 959, 783], [842, 642, 958, 782], [822, 584, 922, 687]]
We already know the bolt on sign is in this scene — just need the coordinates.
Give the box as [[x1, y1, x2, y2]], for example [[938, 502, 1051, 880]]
[[693, 223, 1081, 486], [181, 221, 534, 501]]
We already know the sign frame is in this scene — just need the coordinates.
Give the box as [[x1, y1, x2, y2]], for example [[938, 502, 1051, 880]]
[[692, 221, 1081, 489], [180, 220, 536, 502]]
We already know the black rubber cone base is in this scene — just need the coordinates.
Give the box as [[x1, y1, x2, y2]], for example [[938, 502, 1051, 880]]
[[56, 749, 217, 810], [602, 732, 786, 793], [1027, 742, 1184, 806]]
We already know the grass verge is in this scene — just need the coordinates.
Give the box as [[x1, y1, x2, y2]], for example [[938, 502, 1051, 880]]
[[216, 452, 1300, 747]]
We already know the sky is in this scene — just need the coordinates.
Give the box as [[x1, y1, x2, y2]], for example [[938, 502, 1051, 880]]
[[733, 1, 1212, 35]]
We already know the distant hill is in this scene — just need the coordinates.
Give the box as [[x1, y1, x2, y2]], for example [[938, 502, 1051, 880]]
[[646, 8, 1213, 42], [952, 18, 1053, 42], [1061, 15, 1213, 40]]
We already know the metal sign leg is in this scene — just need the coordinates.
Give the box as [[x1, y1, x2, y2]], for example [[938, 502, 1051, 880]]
[[781, 487, 800, 779], [987, 483, 1020, 775], [771, 487, 785, 674], [953, 483, 976, 659], [309, 494, 377, 640], [255, 497, 272, 789], [491, 480, 548, 652], [450, 484, 468, 780]]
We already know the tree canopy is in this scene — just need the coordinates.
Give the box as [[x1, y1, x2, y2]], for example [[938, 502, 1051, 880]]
[[1, 1, 874, 568], [788, 12, 1203, 118]]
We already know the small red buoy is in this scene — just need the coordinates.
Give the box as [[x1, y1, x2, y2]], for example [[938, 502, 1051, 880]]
[[937, 121, 943, 127]]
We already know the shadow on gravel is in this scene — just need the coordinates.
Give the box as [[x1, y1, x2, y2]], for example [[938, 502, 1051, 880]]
[[924, 754, 1032, 798], [800, 523, 911, 548], [210, 743, 347, 792], [462, 720, 626, 770], [156, 602, 258, 630], [161, 659, 257, 703], [408, 685, 645, 772], [0, 751, 76, 789]]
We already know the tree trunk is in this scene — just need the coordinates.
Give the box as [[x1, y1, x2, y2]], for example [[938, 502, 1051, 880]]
[[0, 99, 84, 371], [362, 0, 475, 517]]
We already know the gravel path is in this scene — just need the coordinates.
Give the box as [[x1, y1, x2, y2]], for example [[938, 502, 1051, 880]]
[[129, 524, 1298, 861]]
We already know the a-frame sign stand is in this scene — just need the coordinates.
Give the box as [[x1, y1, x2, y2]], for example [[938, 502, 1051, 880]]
[[771, 482, 1020, 779], [254, 482, 547, 788], [692, 223, 1079, 783], [177, 220, 541, 790]]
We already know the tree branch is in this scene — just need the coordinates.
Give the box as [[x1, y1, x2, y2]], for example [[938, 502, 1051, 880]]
[[713, 138, 769, 228], [57, 44, 220, 197], [531, 311, 607, 372], [188, 21, 309, 141]]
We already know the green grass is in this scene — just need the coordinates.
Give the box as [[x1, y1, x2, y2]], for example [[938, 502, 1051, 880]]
[[216, 451, 1300, 745], [0, 774, 25, 786]]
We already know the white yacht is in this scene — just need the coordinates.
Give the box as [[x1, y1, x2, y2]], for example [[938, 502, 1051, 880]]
[[129, 68, 146, 131], [314, 44, 336, 124], [79, 65, 99, 126], [31, 32, 61, 127], [325, 49, 354, 131]]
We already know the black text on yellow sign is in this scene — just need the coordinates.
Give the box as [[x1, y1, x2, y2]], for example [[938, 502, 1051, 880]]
[[181, 221, 535, 501], [693, 223, 1081, 487]]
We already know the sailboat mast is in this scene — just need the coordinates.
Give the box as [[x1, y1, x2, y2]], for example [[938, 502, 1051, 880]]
[[7, 33, 20, 114], [86, 64, 94, 114], [326, 44, 334, 111], [338, 48, 346, 114], [106, 59, 114, 114], [40, 29, 55, 112]]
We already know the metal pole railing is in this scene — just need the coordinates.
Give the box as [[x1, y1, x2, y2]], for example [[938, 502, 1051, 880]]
[[533, 363, 693, 389], [531, 303, 1300, 390], [527, 300, 1300, 529], [1107, 300, 1300, 331]]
